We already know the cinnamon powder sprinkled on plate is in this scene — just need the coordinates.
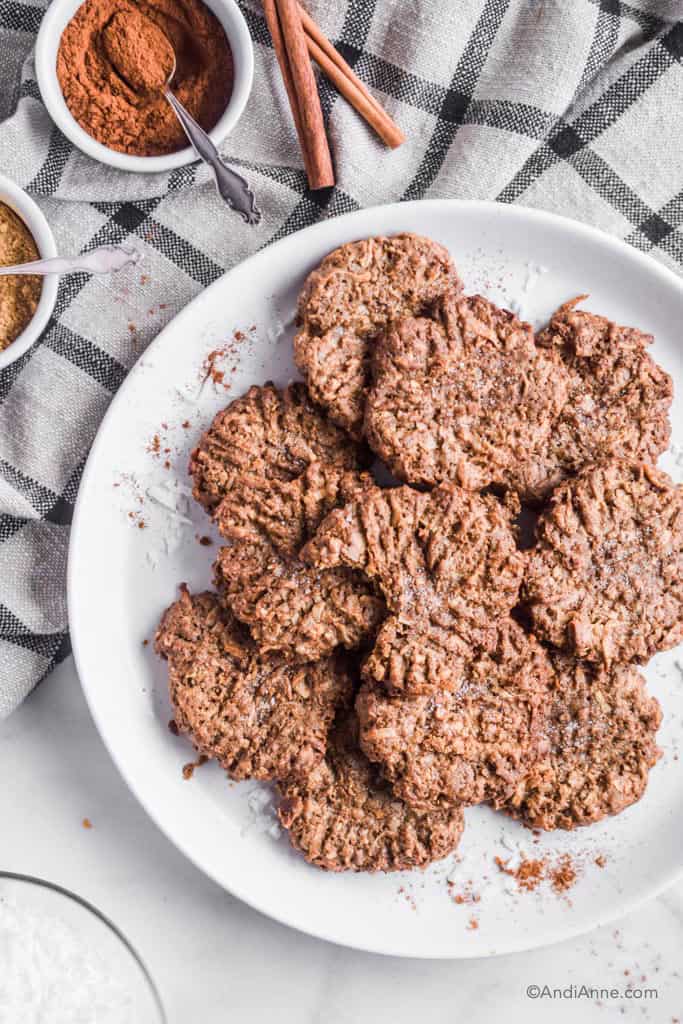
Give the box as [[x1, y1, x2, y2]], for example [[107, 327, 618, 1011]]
[[550, 854, 577, 894], [494, 851, 581, 896], [495, 855, 547, 892], [448, 879, 480, 905], [199, 329, 252, 391]]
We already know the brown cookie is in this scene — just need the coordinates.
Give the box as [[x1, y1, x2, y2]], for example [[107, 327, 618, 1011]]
[[505, 654, 662, 830], [356, 620, 552, 811], [294, 234, 460, 439], [302, 481, 524, 694], [155, 588, 353, 782], [524, 460, 683, 665], [214, 456, 371, 555], [212, 460, 385, 662], [191, 384, 383, 661], [278, 711, 465, 872], [365, 293, 569, 494], [190, 382, 367, 518], [513, 298, 672, 501], [214, 542, 385, 663]]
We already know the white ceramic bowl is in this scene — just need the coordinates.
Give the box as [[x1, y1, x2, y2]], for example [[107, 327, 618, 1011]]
[[0, 173, 58, 372], [69, 200, 683, 959], [35, 0, 253, 174]]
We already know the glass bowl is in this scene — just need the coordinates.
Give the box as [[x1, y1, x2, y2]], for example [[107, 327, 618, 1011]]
[[0, 872, 165, 1023]]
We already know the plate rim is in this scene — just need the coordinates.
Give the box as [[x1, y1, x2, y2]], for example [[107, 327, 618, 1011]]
[[68, 198, 683, 959]]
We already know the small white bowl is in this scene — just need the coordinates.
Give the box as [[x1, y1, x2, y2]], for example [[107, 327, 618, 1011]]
[[0, 173, 58, 372], [35, 0, 253, 174]]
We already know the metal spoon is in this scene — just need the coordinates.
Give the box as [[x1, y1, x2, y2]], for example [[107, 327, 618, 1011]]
[[163, 57, 261, 225], [0, 244, 142, 277]]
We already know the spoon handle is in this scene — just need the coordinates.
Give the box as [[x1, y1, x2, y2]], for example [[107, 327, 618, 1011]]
[[0, 245, 142, 277], [163, 89, 261, 226]]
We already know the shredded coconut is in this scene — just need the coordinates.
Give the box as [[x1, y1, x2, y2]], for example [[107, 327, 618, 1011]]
[[240, 783, 282, 839], [0, 895, 135, 1023], [145, 481, 192, 523]]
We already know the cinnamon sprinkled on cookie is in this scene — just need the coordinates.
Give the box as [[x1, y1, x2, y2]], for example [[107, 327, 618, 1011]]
[[294, 234, 460, 438], [303, 480, 524, 693], [366, 292, 568, 495], [525, 461, 683, 665], [278, 712, 464, 872], [155, 588, 353, 782], [505, 654, 662, 830], [514, 298, 672, 501]]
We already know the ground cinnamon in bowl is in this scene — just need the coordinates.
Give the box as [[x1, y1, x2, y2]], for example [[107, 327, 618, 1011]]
[[102, 9, 176, 93], [56, 0, 234, 157]]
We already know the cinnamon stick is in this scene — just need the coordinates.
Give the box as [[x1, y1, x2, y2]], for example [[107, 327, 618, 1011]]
[[273, 0, 334, 189], [303, 24, 405, 149], [299, 7, 385, 117], [262, 0, 316, 184], [300, 6, 404, 148]]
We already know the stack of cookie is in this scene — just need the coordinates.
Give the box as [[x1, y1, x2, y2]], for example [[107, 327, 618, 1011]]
[[156, 233, 681, 872]]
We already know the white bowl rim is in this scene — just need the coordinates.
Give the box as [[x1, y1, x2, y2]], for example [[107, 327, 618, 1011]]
[[0, 173, 59, 372], [34, 0, 254, 174]]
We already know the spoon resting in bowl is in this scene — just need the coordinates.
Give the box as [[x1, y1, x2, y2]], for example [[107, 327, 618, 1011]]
[[102, 13, 261, 226], [162, 79, 261, 226], [0, 245, 142, 277]]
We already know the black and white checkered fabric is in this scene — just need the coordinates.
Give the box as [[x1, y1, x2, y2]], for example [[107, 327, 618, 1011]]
[[0, 0, 682, 716]]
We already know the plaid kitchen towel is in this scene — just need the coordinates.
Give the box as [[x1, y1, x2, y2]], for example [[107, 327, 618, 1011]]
[[0, 0, 682, 717]]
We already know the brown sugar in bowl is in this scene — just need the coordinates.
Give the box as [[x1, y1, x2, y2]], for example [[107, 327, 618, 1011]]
[[35, 0, 254, 174], [0, 174, 58, 372]]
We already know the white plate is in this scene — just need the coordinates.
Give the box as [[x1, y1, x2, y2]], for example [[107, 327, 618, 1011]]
[[69, 200, 683, 959]]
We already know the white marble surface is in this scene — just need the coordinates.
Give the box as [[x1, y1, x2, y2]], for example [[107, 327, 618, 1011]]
[[1, 657, 682, 1023]]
